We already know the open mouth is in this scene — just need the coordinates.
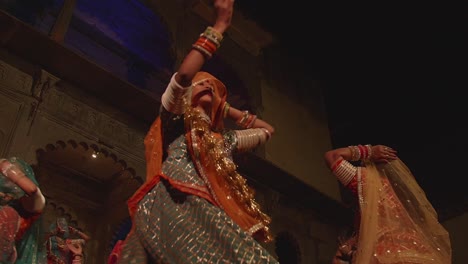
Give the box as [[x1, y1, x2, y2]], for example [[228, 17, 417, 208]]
[[193, 88, 213, 101]]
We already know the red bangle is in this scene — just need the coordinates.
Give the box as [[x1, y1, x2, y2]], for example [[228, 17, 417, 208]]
[[195, 36, 217, 54], [357, 145, 365, 160]]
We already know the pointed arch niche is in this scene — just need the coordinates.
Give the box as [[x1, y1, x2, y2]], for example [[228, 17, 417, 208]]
[[33, 139, 142, 263]]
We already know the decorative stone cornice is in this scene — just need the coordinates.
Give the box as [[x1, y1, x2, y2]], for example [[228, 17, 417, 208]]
[[0, 10, 160, 124]]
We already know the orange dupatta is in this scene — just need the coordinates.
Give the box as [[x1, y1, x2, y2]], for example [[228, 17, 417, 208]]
[[127, 71, 272, 242]]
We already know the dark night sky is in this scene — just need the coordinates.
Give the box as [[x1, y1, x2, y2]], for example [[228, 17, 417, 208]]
[[237, 2, 467, 216]]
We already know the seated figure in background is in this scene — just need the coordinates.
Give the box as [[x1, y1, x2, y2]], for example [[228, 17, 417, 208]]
[[46, 217, 91, 264]]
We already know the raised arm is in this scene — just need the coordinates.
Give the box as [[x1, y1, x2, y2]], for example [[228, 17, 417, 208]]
[[0, 159, 38, 195], [324, 144, 398, 168], [0, 159, 45, 213], [324, 146, 355, 169], [161, 0, 234, 114], [175, 0, 234, 87], [226, 106, 275, 135], [324, 144, 397, 186], [221, 105, 275, 152]]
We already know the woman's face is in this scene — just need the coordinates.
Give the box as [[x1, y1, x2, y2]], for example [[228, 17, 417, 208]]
[[191, 79, 215, 111]]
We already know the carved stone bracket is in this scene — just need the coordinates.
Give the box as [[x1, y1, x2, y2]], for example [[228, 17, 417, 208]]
[[32, 68, 60, 100], [27, 69, 61, 134]]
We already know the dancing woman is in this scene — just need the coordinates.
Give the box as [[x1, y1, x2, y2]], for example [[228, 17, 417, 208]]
[[113, 0, 278, 263], [324, 144, 451, 264]]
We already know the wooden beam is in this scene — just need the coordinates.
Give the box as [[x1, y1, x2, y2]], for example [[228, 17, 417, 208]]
[[49, 0, 77, 43]]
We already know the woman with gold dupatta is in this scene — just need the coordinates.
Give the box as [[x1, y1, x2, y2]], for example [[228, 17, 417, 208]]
[[324, 144, 451, 264]]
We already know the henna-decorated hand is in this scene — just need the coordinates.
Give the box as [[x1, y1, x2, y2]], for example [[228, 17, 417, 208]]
[[371, 145, 398, 163]]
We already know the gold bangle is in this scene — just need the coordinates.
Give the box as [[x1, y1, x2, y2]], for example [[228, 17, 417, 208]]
[[223, 102, 230, 118], [205, 26, 223, 43]]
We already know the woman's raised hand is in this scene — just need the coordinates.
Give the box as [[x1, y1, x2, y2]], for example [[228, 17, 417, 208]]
[[213, 0, 234, 33], [371, 145, 398, 163]]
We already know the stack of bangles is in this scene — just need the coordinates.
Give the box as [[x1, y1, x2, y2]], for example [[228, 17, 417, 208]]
[[236, 110, 257, 129], [330, 144, 372, 186], [235, 128, 271, 151], [226, 106, 271, 142], [192, 26, 223, 59], [331, 158, 357, 186], [348, 144, 372, 161]]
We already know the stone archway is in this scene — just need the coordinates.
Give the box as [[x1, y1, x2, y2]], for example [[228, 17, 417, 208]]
[[42, 200, 85, 232], [40, 200, 90, 258], [33, 139, 142, 264]]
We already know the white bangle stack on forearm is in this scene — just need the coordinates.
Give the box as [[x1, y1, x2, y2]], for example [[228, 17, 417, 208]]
[[235, 128, 270, 152], [332, 159, 357, 186], [161, 73, 192, 115]]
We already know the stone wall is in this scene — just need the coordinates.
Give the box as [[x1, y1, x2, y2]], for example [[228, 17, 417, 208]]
[[0, 55, 145, 263]]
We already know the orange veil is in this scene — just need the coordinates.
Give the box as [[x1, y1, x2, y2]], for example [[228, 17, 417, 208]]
[[128, 72, 271, 242]]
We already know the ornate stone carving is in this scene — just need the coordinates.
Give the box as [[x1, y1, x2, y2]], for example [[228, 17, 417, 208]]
[[41, 88, 145, 158], [0, 93, 23, 156], [0, 60, 33, 94], [32, 69, 60, 99]]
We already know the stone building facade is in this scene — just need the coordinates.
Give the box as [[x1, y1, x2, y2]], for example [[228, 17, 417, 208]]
[[2, 1, 466, 263]]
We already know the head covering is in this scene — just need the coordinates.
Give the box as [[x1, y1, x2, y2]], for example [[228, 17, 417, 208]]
[[191, 71, 227, 132], [183, 90, 272, 242], [1, 157, 47, 264], [128, 71, 228, 212], [355, 159, 451, 263], [128, 71, 272, 242]]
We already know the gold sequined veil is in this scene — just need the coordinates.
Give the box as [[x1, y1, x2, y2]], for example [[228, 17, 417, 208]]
[[355, 159, 451, 263]]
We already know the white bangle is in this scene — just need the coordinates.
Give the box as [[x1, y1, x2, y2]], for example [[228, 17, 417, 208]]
[[333, 160, 357, 186], [262, 128, 271, 140]]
